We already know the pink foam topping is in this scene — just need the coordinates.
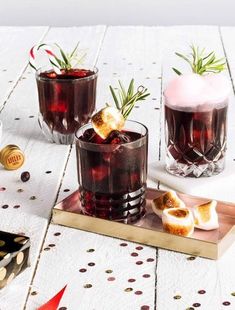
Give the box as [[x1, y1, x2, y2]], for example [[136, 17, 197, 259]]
[[164, 73, 231, 111]]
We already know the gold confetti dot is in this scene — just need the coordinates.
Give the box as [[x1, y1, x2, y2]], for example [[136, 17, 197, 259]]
[[231, 292, 235, 296], [173, 295, 181, 300], [30, 196, 36, 200], [105, 270, 113, 274], [31, 291, 37, 296], [14, 237, 27, 244], [187, 256, 196, 261], [83, 284, 92, 288], [86, 249, 95, 253], [17, 189, 24, 192], [0, 240, 5, 247], [124, 287, 133, 292], [16, 252, 24, 265], [0, 267, 7, 280], [0, 251, 7, 258], [7, 273, 15, 284]]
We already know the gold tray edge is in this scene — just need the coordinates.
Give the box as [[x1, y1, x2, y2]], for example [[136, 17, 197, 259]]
[[52, 208, 218, 260]]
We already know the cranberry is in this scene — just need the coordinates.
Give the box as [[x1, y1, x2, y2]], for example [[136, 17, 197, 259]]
[[104, 130, 131, 144], [50, 102, 67, 113], [46, 72, 57, 78], [72, 69, 88, 77], [21, 171, 30, 182], [91, 166, 108, 181]]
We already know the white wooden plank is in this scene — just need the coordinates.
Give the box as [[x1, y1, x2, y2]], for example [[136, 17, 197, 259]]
[[0, 27, 48, 110], [157, 25, 235, 310], [26, 223, 156, 310], [0, 209, 46, 310], [0, 26, 106, 310], [27, 26, 163, 310]]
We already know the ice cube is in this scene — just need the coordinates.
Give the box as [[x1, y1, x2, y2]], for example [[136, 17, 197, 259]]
[[103, 130, 131, 144]]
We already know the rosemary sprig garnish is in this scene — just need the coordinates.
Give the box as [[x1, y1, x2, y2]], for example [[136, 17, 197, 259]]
[[173, 45, 226, 76], [109, 79, 150, 119], [53, 42, 87, 71]]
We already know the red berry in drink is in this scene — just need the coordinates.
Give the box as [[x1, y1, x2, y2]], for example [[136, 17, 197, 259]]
[[46, 72, 57, 78], [49, 102, 68, 113], [72, 69, 88, 77], [21, 171, 30, 182], [91, 165, 108, 181]]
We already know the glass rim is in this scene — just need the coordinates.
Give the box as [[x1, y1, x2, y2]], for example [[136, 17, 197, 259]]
[[75, 119, 148, 148], [35, 65, 98, 82]]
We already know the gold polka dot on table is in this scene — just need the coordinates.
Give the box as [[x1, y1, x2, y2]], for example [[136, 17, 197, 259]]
[[124, 287, 133, 292], [86, 249, 95, 253], [174, 295, 182, 300], [0, 240, 5, 247], [16, 252, 24, 265], [14, 237, 27, 244], [187, 256, 196, 261], [31, 291, 37, 296], [0, 267, 7, 280], [7, 273, 15, 285], [83, 284, 92, 288], [105, 270, 113, 274], [231, 292, 235, 296]]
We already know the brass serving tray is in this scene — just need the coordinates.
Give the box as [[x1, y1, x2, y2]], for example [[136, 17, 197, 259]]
[[52, 188, 235, 259]]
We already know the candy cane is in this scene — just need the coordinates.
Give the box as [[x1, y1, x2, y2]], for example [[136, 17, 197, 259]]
[[29, 43, 61, 74]]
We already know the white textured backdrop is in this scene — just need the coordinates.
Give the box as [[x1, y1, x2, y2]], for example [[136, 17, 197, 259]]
[[0, 0, 234, 26]]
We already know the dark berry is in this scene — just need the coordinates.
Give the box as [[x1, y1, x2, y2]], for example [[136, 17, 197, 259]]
[[21, 171, 30, 182], [91, 166, 108, 181], [104, 130, 131, 144]]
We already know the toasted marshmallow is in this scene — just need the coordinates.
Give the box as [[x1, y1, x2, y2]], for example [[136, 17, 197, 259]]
[[193, 200, 219, 230], [162, 208, 194, 237], [151, 191, 185, 218], [91, 106, 125, 139]]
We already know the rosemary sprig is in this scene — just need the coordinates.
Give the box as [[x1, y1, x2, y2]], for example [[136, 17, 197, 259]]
[[172, 45, 226, 75], [109, 79, 150, 119], [53, 42, 87, 70]]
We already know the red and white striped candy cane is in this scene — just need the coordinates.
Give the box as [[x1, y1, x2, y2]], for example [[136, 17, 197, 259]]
[[29, 43, 61, 74]]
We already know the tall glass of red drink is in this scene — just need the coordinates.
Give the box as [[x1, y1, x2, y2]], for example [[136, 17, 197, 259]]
[[36, 67, 98, 144], [164, 74, 230, 177]]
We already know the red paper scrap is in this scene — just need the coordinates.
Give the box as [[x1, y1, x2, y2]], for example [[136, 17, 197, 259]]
[[37, 285, 67, 310]]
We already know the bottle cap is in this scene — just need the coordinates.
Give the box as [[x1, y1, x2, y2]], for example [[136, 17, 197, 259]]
[[0, 145, 25, 170]]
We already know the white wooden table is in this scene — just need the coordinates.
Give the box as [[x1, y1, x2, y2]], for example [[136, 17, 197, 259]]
[[1, 26, 235, 310]]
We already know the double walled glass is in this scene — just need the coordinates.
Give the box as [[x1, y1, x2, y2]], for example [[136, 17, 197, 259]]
[[75, 120, 148, 223], [164, 97, 228, 177], [36, 67, 98, 145]]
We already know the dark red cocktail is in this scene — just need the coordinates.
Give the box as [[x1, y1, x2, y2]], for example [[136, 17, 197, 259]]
[[165, 104, 228, 177], [36, 67, 98, 144], [76, 121, 148, 223], [164, 74, 230, 177]]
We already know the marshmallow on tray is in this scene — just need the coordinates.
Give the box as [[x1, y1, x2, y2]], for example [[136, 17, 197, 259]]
[[151, 190, 185, 218], [193, 200, 219, 230], [162, 207, 194, 237]]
